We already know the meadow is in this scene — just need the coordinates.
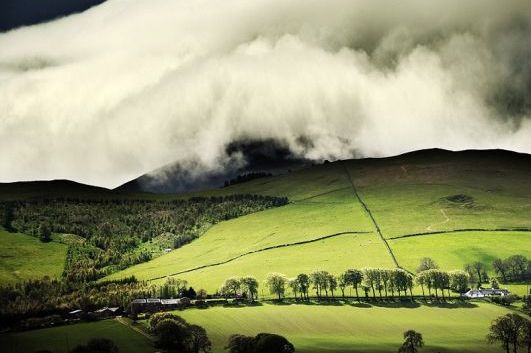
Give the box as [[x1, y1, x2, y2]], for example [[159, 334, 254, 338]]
[[169, 302, 514, 353], [108, 155, 531, 291], [0, 319, 155, 353], [106, 189, 374, 282], [390, 231, 531, 273], [1, 150, 531, 353], [0, 228, 67, 283]]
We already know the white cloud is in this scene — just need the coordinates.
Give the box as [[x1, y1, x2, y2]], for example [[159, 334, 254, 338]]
[[0, 0, 530, 187]]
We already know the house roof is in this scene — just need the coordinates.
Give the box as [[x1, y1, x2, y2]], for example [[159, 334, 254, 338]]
[[161, 299, 181, 305], [465, 288, 510, 295], [95, 306, 120, 313], [132, 299, 147, 304], [69, 309, 83, 314]]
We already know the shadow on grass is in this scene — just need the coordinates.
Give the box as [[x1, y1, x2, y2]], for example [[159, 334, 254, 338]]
[[422, 300, 478, 309], [221, 301, 264, 308], [347, 302, 372, 308], [370, 301, 421, 308], [264, 298, 478, 309]]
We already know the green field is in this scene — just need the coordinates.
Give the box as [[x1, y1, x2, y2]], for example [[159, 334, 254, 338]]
[[0, 228, 67, 283], [176, 233, 392, 293], [168, 302, 514, 353], [0, 319, 155, 353], [390, 231, 531, 273], [108, 154, 531, 289], [106, 188, 375, 283], [2, 150, 531, 353]]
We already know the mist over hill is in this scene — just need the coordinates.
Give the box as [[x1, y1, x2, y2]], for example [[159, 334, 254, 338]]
[[117, 148, 531, 194]]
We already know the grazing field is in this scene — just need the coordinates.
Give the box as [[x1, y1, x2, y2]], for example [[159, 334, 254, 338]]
[[390, 231, 531, 273], [0, 228, 67, 283], [108, 152, 531, 286], [0, 319, 155, 353], [171, 302, 513, 353], [357, 183, 531, 238], [105, 189, 374, 282], [175, 233, 392, 292]]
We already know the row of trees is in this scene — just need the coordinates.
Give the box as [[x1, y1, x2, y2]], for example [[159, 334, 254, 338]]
[[0, 276, 153, 328], [416, 269, 469, 300], [217, 267, 477, 302], [219, 276, 259, 301], [492, 255, 530, 283], [219, 268, 420, 301], [463, 255, 530, 287]]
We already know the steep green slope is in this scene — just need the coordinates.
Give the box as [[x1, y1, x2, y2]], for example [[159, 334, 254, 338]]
[[106, 188, 376, 284], [342, 149, 531, 238], [0, 228, 67, 283], [107, 149, 531, 287], [166, 233, 393, 292]]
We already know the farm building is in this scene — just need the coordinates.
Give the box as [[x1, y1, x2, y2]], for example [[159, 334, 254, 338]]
[[67, 309, 84, 319], [464, 288, 511, 298], [93, 307, 122, 318], [131, 298, 162, 313], [161, 298, 181, 309]]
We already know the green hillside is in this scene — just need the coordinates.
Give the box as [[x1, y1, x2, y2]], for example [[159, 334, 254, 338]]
[[170, 302, 512, 353], [390, 231, 531, 273], [107, 150, 531, 291], [0, 228, 67, 283]]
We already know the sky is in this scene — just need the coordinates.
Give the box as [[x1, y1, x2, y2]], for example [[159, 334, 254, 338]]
[[0, 0, 530, 188]]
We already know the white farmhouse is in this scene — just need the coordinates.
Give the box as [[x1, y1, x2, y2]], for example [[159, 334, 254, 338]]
[[464, 288, 511, 298]]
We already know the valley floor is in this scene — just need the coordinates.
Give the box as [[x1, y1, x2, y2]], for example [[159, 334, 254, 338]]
[[0, 302, 518, 353], [172, 302, 522, 353]]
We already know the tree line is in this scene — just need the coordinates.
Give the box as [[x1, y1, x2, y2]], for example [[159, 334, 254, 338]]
[[219, 268, 430, 302], [1, 195, 287, 282]]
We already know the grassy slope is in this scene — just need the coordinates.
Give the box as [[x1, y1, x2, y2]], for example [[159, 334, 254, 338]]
[[343, 150, 531, 238], [391, 231, 531, 274], [173, 233, 391, 292], [173, 302, 512, 353], [0, 228, 67, 283], [106, 165, 379, 283], [0, 319, 155, 353], [107, 151, 531, 289]]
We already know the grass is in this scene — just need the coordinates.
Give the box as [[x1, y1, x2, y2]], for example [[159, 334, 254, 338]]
[[390, 231, 531, 273], [3, 150, 531, 353], [106, 189, 374, 283], [167, 302, 513, 353], [174, 233, 392, 293], [340, 152, 531, 238], [0, 228, 67, 283], [107, 154, 531, 288], [0, 319, 155, 353], [357, 183, 531, 238]]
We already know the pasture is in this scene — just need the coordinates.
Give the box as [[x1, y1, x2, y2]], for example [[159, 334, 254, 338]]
[[107, 156, 531, 290], [0, 228, 67, 283], [0, 319, 155, 353], [171, 302, 513, 353], [106, 189, 374, 283], [390, 231, 531, 273]]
